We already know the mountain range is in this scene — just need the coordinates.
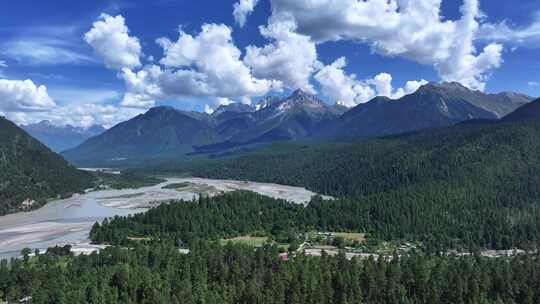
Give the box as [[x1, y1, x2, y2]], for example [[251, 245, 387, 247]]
[[22, 121, 105, 152], [62, 82, 534, 165], [320, 82, 532, 139]]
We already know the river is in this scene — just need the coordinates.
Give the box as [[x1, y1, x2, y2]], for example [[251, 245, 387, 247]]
[[0, 177, 326, 259]]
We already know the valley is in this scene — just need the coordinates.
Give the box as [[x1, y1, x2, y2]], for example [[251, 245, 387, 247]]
[[3, 0, 540, 301], [0, 177, 326, 259], [3, 96, 540, 303]]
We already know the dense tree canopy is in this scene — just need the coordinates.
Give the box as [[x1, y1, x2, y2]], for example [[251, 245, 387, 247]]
[[2, 242, 540, 304], [92, 188, 540, 252]]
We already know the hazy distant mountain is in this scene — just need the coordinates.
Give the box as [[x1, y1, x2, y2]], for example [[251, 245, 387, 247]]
[[62, 83, 534, 165], [62, 106, 220, 164], [321, 82, 533, 139], [501, 98, 540, 123], [0, 117, 93, 215], [22, 121, 105, 152]]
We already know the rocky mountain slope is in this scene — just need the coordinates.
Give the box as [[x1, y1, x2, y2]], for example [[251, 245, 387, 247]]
[[320, 82, 532, 139]]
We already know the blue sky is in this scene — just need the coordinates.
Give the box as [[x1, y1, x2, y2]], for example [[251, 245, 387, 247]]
[[0, 0, 539, 127]]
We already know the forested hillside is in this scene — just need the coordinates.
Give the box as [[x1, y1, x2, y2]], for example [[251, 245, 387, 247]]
[[0, 117, 95, 215], [140, 120, 540, 250], [151, 121, 540, 198]]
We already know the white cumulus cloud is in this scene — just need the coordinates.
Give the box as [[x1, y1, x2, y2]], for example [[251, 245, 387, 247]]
[[157, 23, 276, 98], [0, 79, 141, 128], [315, 57, 427, 106], [119, 64, 216, 109], [434, 1, 503, 91], [0, 79, 56, 112], [314, 57, 374, 106], [233, 0, 259, 27], [84, 14, 142, 70], [116, 23, 281, 109], [402, 80, 430, 96], [119, 65, 164, 108], [370, 73, 394, 99], [267, 0, 502, 91], [244, 19, 318, 93], [369, 73, 428, 100]]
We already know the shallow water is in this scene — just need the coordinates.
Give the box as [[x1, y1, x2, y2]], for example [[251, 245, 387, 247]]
[[0, 177, 324, 259]]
